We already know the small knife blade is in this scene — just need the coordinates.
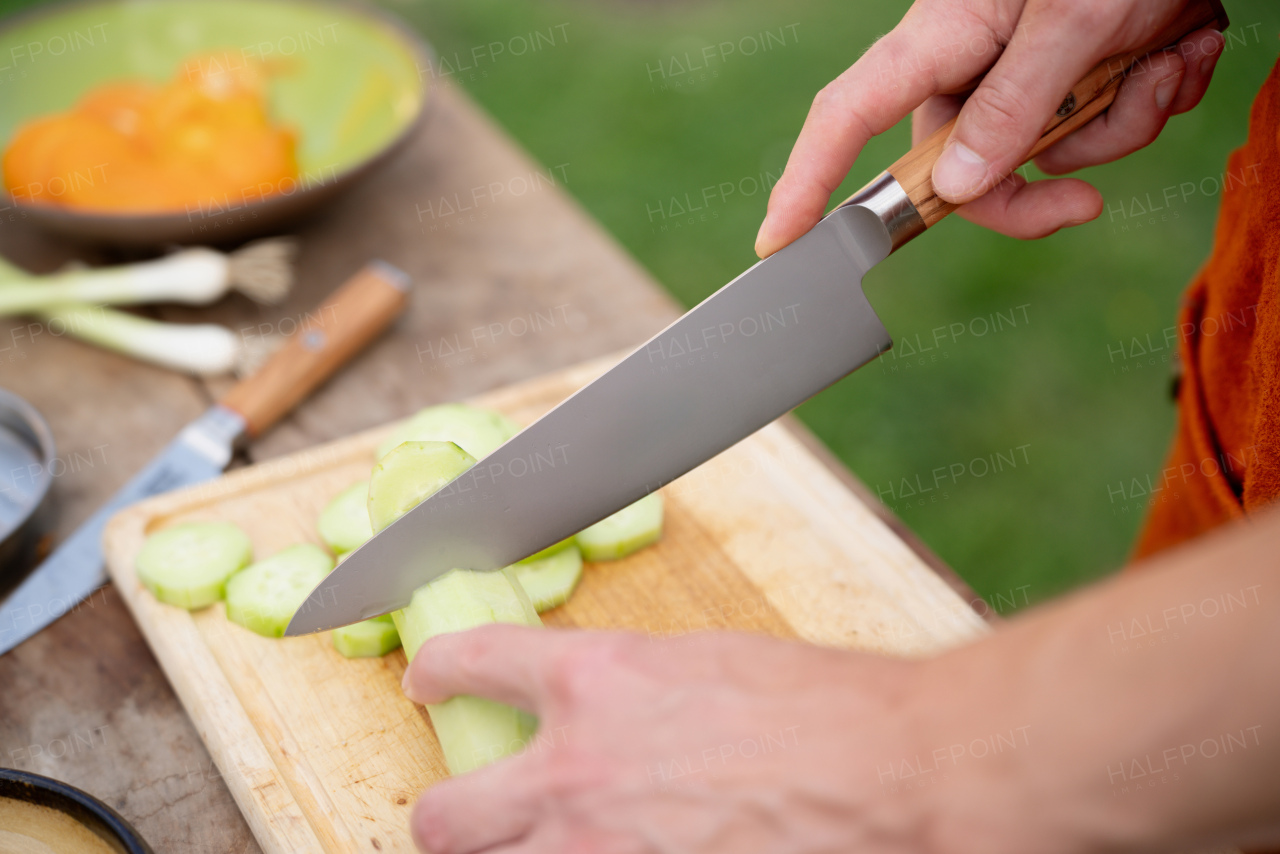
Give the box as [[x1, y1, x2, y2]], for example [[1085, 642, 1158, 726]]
[[0, 262, 410, 656], [0, 407, 241, 654]]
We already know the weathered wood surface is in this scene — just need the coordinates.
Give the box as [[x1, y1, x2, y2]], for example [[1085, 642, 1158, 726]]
[[0, 82, 982, 851], [102, 355, 987, 854]]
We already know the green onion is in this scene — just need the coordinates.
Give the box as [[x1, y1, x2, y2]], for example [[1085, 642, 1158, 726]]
[[0, 238, 295, 315], [0, 255, 280, 376]]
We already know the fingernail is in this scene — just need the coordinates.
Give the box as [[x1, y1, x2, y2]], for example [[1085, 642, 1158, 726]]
[[401, 669, 423, 704], [1155, 70, 1184, 110], [933, 141, 988, 202], [1199, 48, 1222, 79], [754, 216, 775, 258]]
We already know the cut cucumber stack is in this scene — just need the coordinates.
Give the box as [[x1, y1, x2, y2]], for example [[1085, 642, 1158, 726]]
[[369, 439, 542, 775], [317, 480, 373, 555], [514, 545, 583, 612], [375, 403, 521, 462], [394, 569, 540, 773], [316, 481, 402, 657], [225, 543, 334, 638], [135, 521, 253, 610], [332, 614, 401, 658], [576, 493, 665, 561]]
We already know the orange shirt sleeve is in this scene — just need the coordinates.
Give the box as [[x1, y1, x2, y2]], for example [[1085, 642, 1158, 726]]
[[1135, 58, 1280, 560]]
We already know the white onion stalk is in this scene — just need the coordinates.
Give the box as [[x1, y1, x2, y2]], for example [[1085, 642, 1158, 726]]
[[38, 302, 254, 376], [0, 258, 279, 376], [0, 238, 295, 316]]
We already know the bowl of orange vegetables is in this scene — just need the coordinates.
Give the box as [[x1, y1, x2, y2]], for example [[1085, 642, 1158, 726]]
[[0, 0, 430, 246]]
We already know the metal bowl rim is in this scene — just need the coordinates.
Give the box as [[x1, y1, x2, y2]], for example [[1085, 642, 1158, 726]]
[[0, 387, 56, 542]]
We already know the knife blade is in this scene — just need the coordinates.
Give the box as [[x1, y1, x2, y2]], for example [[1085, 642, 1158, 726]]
[[287, 0, 1229, 636], [0, 262, 410, 655]]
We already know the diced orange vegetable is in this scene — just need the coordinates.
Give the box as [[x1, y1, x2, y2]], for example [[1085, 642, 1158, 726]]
[[2, 52, 298, 213]]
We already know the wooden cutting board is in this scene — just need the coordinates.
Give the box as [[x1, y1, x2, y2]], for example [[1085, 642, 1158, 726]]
[[103, 355, 988, 854]]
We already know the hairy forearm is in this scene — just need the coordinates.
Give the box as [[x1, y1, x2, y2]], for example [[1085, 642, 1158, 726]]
[[913, 505, 1280, 853]]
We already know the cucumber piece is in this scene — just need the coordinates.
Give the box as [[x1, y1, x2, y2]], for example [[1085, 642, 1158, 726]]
[[332, 614, 401, 658], [392, 568, 540, 774], [317, 480, 373, 555], [374, 403, 520, 462], [516, 536, 575, 565], [514, 545, 583, 612], [368, 438, 542, 776], [135, 521, 253, 610], [225, 544, 334, 638], [575, 492, 664, 561], [368, 441, 478, 534]]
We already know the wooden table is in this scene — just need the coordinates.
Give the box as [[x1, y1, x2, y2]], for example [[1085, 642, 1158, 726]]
[[0, 82, 982, 851]]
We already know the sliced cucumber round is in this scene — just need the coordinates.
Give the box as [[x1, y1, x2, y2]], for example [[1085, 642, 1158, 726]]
[[516, 536, 575, 565], [332, 614, 401, 658], [225, 543, 335, 638], [374, 404, 520, 462], [514, 545, 583, 612], [393, 567, 540, 657], [576, 492, 664, 561], [135, 521, 253, 610], [368, 441, 478, 533], [317, 480, 373, 555]]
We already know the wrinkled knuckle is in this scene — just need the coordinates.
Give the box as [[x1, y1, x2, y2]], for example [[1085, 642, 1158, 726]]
[[545, 637, 631, 708], [544, 647, 599, 708], [810, 81, 841, 117], [965, 80, 1031, 140], [450, 634, 494, 685]]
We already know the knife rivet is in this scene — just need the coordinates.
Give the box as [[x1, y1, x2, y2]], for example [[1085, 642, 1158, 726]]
[[1057, 93, 1077, 117]]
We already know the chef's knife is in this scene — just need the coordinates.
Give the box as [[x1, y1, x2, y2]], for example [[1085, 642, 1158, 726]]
[[0, 262, 410, 655], [287, 1, 1228, 635]]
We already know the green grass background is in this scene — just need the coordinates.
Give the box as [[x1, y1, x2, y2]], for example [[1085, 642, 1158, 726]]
[[4, 0, 1276, 611], [382, 0, 1278, 610], [389, 1, 1280, 614]]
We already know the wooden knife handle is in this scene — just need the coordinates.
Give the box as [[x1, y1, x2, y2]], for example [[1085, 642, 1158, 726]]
[[221, 261, 410, 437], [842, 0, 1229, 228]]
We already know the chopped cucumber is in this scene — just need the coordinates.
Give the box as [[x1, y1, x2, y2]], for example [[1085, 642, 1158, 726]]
[[514, 545, 583, 612], [516, 536, 575, 565], [332, 614, 401, 658], [317, 480, 373, 554], [392, 568, 539, 774], [135, 521, 253, 610], [225, 543, 334, 638], [576, 492, 665, 561], [368, 441, 477, 534], [367, 439, 542, 776], [374, 403, 520, 462], [393, 567, 540, 650]]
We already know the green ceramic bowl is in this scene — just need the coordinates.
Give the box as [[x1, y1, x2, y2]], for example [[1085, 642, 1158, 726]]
[[0, 0, 430, 246]]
